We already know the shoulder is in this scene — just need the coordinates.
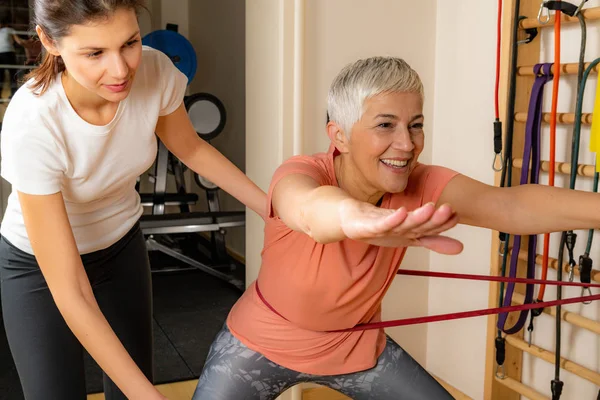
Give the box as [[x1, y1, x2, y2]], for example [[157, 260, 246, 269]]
[[0, 88, 66, 192], [0, 80, 69, 168], [3, 80, 63, 134], [141, 45, 166, 62], [135, 45, 187, 96], [409, 163, 458, 183], [271, 151, 335, 188], [139, 45, 180, 75], [394, 163, 460, 204]]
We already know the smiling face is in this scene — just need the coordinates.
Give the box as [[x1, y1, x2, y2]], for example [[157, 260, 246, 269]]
[[38, 7, 142, 103], [329, 91, 425, 202]]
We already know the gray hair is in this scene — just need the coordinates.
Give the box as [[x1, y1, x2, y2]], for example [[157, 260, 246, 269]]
[[327, 56, 424, 135]]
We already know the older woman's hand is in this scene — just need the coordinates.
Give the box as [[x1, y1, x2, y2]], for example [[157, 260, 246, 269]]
[[338, 200, 463, 254]]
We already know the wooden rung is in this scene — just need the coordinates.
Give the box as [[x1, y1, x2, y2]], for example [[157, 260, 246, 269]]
[[520, 7, 600, 29], [512, 249, 600, 284], [505, 336, 600, 385], [494, 376, 549, 400], [518, 62, 600, 76], [513, 158, 596, 177], [511, 292, 600, 335], [514, 112, 593, 125]]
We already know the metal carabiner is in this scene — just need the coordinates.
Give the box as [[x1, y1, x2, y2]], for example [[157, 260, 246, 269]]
[[568, 262, 576, 282], [538, 1, 551, 25], [582, 287, 593, 304], [498, 240, 505, 256], [574, 0, 588, 16], [492, 153, 504, 172], [496, 364, 506, 380]]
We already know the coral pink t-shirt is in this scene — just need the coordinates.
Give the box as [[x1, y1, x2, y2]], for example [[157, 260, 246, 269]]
[[227, 146, 459, 375]]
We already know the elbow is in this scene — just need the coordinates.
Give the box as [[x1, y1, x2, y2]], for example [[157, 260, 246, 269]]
[[297, 204, 318, 240], [297, 201, 332, 244], [50, 281, 92, 314], [181, 138, 210, 170], [52, 288, 86, 309], [299, 213, 339, 244], [310, 232, 334, 245]]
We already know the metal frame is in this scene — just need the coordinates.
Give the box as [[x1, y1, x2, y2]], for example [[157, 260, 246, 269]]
[[146, 236, 244, 290], [140, 138, 245, 290], [152, 140, 170, 215]]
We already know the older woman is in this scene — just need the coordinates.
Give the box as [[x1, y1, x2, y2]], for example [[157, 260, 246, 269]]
[[193, 57, 600, 400]]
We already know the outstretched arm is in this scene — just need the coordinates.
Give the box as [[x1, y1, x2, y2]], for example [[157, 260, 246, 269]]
[[438, 174, 600, 234], [155, 103, 267, 219], [272, 172, 463, 254]]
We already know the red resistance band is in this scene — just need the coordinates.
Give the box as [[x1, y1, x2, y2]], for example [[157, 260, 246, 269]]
[[255, 269, 600, 333]]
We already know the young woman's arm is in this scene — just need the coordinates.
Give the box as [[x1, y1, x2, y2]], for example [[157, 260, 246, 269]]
[[18, 191, 166, 400], [155, 103, 267, 219]]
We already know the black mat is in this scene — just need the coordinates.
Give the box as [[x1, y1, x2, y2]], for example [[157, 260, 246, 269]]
[[0, 262, 242, 399]]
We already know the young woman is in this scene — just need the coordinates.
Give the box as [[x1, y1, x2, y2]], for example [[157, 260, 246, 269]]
[[0, 1, 265, 399], [193, 56, 600, 399]]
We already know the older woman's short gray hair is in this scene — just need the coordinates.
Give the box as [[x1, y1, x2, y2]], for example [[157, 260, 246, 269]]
[[327, 56, 424, 136]]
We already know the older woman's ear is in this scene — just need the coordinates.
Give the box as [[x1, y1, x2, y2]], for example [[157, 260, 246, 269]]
[[327, 121, 350, 154]]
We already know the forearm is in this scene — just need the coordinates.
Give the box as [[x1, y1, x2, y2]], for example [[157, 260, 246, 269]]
[[186, 140, 266, 218], [54, 286, 159, 400], [298, 185, 356, 243], [491, 184, 600, 235]]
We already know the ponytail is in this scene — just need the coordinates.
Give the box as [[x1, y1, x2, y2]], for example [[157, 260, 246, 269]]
[[23, 51, 65, 96]]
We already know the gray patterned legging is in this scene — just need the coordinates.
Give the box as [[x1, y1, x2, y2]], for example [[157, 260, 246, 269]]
[[192, 324, 455, 400]]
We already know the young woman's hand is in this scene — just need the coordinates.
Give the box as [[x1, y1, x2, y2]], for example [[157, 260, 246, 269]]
[[338, 200, 463, 254]]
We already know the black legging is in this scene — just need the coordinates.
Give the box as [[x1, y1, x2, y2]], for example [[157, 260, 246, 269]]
[[193, 324, 454, 400], [0, 222, 153, 400]]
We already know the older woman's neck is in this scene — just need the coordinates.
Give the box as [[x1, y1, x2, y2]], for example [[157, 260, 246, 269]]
[[334, 155, 384, 205]]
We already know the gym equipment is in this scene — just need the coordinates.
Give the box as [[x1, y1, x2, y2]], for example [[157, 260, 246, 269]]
[[142, 29, 198, 82], [138, 92, 245, 290], [138, 21, 243, 289], [139, 138, 245, 290], [185, 93, 227, 141]]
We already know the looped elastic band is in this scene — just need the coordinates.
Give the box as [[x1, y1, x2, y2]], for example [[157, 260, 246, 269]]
[[255, 268, 600, 333], [497, 63, 553, 334]]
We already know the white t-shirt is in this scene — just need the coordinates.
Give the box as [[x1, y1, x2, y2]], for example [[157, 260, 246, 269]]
[[0, 27, 15, 53], [0, 46, 188, 255]]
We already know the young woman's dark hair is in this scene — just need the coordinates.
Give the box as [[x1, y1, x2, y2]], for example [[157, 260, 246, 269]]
[[26, 0, 147, 95]]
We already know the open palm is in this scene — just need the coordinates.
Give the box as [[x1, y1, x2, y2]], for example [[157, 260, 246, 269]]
[[339, 200, 463, 254]]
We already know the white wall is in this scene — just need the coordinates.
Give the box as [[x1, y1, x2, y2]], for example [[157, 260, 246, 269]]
[[430, 1, 600, 399], [160, 0, 188, 37], [428, 2, 497, 397]]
